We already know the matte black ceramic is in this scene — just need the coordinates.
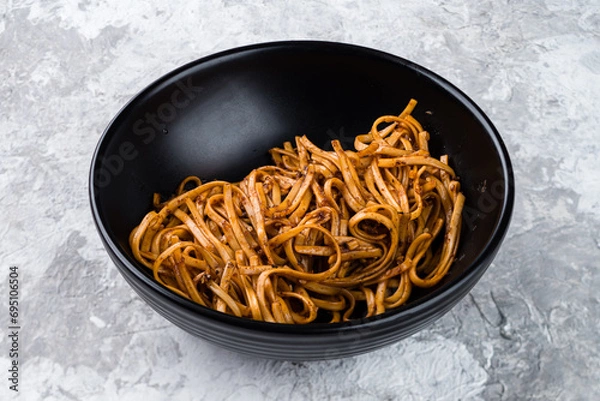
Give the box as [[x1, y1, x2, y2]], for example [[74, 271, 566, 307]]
[[90, 41, 514, 360]]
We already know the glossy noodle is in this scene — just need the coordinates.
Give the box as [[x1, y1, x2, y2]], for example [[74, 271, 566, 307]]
[[129, 99, 465, 323]]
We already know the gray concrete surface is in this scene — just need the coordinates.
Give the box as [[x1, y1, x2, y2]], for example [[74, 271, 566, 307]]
[[1, 1, 599, 400]]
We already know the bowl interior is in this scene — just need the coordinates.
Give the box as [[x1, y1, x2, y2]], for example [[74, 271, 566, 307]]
[[91, 42, 512, 319]]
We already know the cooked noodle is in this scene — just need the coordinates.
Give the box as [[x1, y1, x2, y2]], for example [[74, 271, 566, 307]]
[[129, 99, 465, 323]]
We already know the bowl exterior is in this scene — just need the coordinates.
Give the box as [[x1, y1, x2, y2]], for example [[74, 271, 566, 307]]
[[110, 246, 498, 360], [90, 41, 514, 360]]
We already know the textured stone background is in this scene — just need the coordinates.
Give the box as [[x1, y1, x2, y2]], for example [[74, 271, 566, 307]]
[[1, 0, 599, 400]]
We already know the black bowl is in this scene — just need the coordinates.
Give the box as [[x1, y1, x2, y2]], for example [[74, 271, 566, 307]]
[[90, 41, 514, 360]]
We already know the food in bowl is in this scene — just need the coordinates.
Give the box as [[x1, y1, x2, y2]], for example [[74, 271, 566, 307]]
[[90, 41, 514, 359], [129, 99, 465, 323]]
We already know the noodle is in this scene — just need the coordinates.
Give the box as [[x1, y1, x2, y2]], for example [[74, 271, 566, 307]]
[[129, 99, 465, 323]]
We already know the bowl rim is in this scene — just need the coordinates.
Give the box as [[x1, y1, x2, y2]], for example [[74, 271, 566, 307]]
[[89, 40, 515, 334]]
